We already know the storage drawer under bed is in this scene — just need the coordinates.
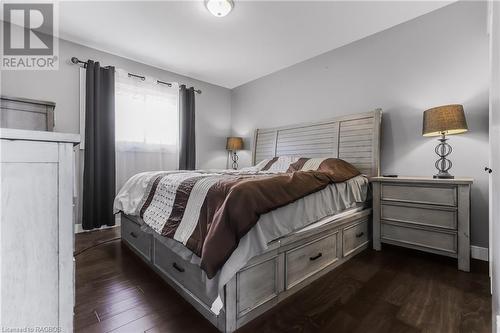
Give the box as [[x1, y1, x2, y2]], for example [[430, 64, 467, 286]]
[[285, 232, 339, 289], [342, 219, 369, 257], [122, 216, 152, 260], [153, 238, 213, 306], [235, 254, 281, 318]]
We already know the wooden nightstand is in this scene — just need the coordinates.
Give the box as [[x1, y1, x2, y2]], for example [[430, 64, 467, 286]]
[[371, 176, 473, 271]]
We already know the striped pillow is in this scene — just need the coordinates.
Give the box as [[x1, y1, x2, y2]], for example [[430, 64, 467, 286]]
[[287, 157, 361, 176], [261, 156, 301, 172], [252, 158, 271, 170]]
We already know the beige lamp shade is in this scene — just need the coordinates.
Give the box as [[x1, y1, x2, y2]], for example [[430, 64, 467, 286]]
[[226, 137, 244, 151], [422, 104, 468, 137]]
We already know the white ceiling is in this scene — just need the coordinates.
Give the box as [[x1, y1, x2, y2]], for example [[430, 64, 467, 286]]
[[59, 1, 454, 89]]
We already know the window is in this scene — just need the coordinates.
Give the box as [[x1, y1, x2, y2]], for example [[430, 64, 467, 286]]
[[115, 69, 179, 151], [114, 69, 180, 189]]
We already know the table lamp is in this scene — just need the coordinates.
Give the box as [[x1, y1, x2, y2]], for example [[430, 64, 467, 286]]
[[226, 137, 244, 170], [422, 104, 468, 179]]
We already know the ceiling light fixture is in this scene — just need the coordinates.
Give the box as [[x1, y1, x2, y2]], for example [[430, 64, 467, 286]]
[[205, 0, 234, 17]]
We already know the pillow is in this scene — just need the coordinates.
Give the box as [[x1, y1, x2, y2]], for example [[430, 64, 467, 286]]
[[239, 158, 270, 172], [254, 158, 271, 170], [287, 157, 325, 172], [261, 155, 301, 172], [288, 157, 361, 177]]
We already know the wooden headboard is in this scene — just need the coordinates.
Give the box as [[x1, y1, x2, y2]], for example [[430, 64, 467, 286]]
[[252, 109, 382, 177]]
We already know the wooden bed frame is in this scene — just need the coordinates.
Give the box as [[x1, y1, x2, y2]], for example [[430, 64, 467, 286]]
[[121, 109, 382, 332]]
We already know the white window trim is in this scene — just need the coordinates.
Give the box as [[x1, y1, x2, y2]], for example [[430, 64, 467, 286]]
[[79, 67, 86, 150]]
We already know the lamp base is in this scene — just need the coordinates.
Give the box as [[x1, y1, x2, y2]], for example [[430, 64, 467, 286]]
[[433, 171, 454, 179], [433, 133, 454, 179], [231, 151, 239, 170]]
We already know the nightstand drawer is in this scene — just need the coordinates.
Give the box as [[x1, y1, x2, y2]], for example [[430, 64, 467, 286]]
[[381, 222, 457, 255], [381, 184, 457, 206], [381, 204, 457, 230]]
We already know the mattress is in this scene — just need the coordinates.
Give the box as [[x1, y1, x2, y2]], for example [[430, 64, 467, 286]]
[[122, 174, 369, 314]]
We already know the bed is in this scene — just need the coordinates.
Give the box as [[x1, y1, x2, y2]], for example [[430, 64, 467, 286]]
[[115, 109, 382, 332]]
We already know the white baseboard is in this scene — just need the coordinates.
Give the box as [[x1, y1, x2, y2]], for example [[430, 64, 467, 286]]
[[74, 215, 121, 234], [471, 245, 489, 261]]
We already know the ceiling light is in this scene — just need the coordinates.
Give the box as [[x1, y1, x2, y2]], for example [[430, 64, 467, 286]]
[[205, 0, 234, 17]]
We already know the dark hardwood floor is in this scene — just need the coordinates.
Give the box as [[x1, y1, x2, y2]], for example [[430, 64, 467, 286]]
[[75, 229, 491, 333], [74, 226, 121, 256]]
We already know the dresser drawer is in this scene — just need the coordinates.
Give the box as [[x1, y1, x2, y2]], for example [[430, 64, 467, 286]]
[[122, 217, 152, 261], [381, 204, 457, 230], [153, 238, 212, 306], [342, 220, 369, 257], [381, 223, 457, 255], [381, 184, 457, 206], [285, 233, 338, 289]]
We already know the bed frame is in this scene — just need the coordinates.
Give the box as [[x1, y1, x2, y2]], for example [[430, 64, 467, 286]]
[[121, 109, 382, 332]]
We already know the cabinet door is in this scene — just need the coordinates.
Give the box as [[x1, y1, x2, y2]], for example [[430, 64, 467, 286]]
[[1, 140, 73, 331]]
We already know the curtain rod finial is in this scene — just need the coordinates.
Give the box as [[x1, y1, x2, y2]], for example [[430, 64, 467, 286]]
[[71, 57, 80, 64]]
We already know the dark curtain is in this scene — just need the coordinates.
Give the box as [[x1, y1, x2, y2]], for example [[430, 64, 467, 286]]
[[82, 61, 116, 230], [179, 85, 196, 170]]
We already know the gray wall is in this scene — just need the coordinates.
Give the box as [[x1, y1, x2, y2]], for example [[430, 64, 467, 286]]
[[231, 1, 490, 247], [0, 38, 232, 170]]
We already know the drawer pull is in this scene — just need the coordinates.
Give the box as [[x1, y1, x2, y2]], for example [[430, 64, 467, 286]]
[[172, 262, 185, 273], [309, 253, 322, 261], [355, 232, 364, 238], [130, 232, 138, 239]]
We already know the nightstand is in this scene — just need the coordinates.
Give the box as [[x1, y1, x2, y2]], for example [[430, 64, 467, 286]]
[[371, 176, 473, 271]]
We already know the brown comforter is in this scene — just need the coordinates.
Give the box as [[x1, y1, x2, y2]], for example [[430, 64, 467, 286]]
[[138, 158, 360, 278]]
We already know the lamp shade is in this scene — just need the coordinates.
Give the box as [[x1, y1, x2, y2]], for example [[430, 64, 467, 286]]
[[226, 137, 244, 151], [422, 104, 468, 137]]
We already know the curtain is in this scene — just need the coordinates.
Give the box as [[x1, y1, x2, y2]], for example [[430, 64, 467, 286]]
[[115, 69, 180, 190], [179, 85, 196, 170], [82, 61, 116, 230]]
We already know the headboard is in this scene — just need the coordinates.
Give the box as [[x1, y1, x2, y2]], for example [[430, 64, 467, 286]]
[[252, 109, 382, 177]]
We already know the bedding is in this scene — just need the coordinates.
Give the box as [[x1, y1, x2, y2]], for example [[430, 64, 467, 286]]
[[121, 174, 369, 315], [114, 158, 360, 278]]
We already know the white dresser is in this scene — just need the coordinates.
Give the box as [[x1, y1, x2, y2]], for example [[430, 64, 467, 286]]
[[1, 129, 79, 332]]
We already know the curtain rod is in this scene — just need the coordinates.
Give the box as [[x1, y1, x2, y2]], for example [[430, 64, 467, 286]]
[[71, 57, 202, 94]]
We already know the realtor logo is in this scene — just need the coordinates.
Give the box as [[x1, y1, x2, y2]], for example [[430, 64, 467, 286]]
[[2, 2, 59, 70]]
